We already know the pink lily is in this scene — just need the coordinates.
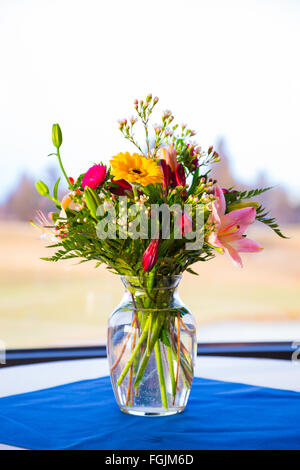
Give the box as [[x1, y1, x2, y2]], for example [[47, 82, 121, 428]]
[[207, 185, 263, 267]]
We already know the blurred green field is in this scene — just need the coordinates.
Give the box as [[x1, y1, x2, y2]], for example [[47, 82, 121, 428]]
[[0, 222, 299, 348]]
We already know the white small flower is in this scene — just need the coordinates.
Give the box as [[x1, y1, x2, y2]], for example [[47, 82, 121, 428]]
[[103, 201, 113, 211]]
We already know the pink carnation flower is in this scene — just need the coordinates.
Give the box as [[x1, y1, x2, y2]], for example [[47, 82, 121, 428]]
[[82, 164, 107, 190]]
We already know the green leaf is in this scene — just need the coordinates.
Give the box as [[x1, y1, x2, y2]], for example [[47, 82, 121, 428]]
[[225, 187, 273, 206], [186, 267, 199, 275], [256, 205, 288, 239], [240, 187, 273, 199], [53, 177, 61, 201]]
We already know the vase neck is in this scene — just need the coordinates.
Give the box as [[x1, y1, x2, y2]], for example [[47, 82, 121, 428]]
[[121, 275, 182, 292], [120, 275, 183, 311]]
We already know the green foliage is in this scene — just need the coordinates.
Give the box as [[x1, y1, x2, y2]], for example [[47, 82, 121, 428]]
[[224, 187, 272, 205], [255, 205, 288, 239]]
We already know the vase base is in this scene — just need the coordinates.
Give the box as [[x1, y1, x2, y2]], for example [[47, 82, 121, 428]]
[[120, 406, 184, 417]]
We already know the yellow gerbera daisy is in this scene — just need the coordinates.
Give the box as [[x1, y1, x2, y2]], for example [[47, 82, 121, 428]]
[[110, 152, 163, 186]]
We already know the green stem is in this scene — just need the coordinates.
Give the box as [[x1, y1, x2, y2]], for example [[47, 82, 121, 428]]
[[154, 341, 168, 410], [45, 194, 60, 205], [143, 119, 150, 156], [132, 184, 138, 200], [167, 343, 176, 398], [57, 148, 71, 189], [134, 314, 164, 388], [117, 316, 150, 386], [170, 341, 193, 389], [146, 312, 153, 356]]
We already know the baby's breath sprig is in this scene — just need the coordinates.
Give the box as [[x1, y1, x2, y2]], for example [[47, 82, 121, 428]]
[[118, 118, 145, 155], [153, 110, 176, 153], [135, 94, 159, 156], [118, 94, 159, 156], [118, 94, 178, 158]]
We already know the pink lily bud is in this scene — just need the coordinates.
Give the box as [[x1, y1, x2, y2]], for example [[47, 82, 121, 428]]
[[157, 145, 177, 172], [142, 238, 159, 272], [158, 159, 172, 190], [175, 164, 186, 187]]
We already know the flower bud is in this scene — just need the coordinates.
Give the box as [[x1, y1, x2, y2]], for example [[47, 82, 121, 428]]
[[52, 123, 63, 149], [158, 159, 171, 190], [142, 238, 159, 272], [175, 163, 186, 187], [35, 180, 49, 196], [108, 179, 132, 196]]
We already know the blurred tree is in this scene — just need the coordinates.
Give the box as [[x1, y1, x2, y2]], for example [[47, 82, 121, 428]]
[[210, 137, 236, 188], [254, 171, 295, 224], [209, 137, 300, 224], [0, 166, 64, 221]]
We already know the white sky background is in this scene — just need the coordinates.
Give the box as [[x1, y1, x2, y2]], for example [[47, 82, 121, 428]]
[[0, 0, 299, 203]]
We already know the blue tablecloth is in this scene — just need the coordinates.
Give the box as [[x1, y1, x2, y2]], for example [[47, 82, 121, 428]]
[[0, 376, 299, 450]]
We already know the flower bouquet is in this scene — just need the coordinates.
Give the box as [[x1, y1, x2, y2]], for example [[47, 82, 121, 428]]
[[33, 94, 285, 416]]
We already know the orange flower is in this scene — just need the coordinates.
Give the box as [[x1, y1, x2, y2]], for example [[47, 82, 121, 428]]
[[110, 152, 162, 186]]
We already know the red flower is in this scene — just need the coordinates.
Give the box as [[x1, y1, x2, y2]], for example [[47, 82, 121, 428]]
[[108, 179, 132, 196], [142, 238, 159, 272], [158, 160, 172, 190], [175, 163, 186, 187], [82, 165, 107, 190], [177, 211, 193, 236]]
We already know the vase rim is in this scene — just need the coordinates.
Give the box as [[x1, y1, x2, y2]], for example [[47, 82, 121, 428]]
[[120, 274, 183, 280]]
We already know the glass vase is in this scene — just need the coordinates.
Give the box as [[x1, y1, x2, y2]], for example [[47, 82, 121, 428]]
[[107, 275, 196, 417]]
